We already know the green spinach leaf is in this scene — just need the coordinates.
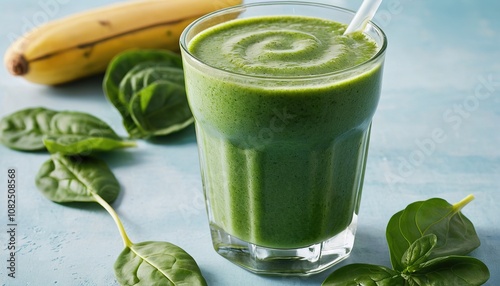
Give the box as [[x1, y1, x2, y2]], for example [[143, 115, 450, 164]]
[[35, 153, 119, 203], [42, 111, 136, 155], [407, 256, 490, 286], [104, 50, 183, 108], [90, 186, 207, 286], [115, 241, 207, 286], [386, 195, 480, 271], [0, 107, 135, 154], [0, 107, 57, 151], [103, 49, 192, 138], [322, 195, 489, 286], [129, 81, 194, 136], [119, 63, 185, 107], [322, 264, 404, 286], [401, 234, 437, 272]]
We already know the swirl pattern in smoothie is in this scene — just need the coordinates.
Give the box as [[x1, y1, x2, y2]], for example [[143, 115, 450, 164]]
[[190, 16, 377, 76]]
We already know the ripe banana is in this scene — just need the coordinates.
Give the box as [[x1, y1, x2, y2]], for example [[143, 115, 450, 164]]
[[4, 0, 242, 85]]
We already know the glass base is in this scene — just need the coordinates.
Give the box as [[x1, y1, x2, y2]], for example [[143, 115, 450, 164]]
[[210, 215, 358, 276]]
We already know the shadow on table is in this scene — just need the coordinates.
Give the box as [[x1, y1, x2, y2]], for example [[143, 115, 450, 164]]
[[37, 74, 106, 99], [146, 124, 197, 146]]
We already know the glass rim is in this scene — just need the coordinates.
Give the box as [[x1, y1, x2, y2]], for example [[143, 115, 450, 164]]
[[179, 1, 388, 81]]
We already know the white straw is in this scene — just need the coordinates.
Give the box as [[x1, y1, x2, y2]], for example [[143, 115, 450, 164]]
[[343, 0, 383, 35]]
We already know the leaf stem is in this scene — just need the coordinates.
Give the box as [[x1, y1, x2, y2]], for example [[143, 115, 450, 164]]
[[122, 140, 138, 148], [452, 194, 475, 212], [92, 192, 132, 248]]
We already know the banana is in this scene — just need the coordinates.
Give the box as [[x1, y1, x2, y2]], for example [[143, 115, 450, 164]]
[[4, 0, 242, 85]]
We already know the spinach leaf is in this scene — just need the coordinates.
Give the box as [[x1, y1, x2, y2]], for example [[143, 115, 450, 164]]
[[322, 195, 489, 286], [0, 107, 57, 151], [401, 234, 437, 271], [104, 49, 182, 112], [119, 63, 185, 107], [407, 256, 490, 286], [115, 241, 207, 286], [0, 107, 135, 155], [321, 264, 404, 286], [44, 135, 136, 156], [129, 81, 194, 136], [35, 153, 119, 203], [103, 49, 192, 138], [89, 184, 207, 286], [386, 195, 480, 271], [42, 111, 136, 155]]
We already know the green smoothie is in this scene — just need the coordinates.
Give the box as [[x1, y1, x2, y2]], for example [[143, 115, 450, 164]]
[[183, 16, 383, 249]]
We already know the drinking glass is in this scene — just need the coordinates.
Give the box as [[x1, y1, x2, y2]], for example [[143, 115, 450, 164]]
[[180, 1, 387, 275]]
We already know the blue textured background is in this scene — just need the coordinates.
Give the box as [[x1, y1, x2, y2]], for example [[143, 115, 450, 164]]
[[1, 0, 499, 285]]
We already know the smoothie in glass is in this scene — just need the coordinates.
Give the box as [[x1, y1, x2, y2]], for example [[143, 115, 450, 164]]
[[180, 2, 387, 275]]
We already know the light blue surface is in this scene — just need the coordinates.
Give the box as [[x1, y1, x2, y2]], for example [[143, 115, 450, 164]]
[[0, 0, 499, 285]]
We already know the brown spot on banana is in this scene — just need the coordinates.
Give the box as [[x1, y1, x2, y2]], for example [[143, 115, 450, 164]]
[[98, 20, 111, 27], [82, 46, 94, 58]]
